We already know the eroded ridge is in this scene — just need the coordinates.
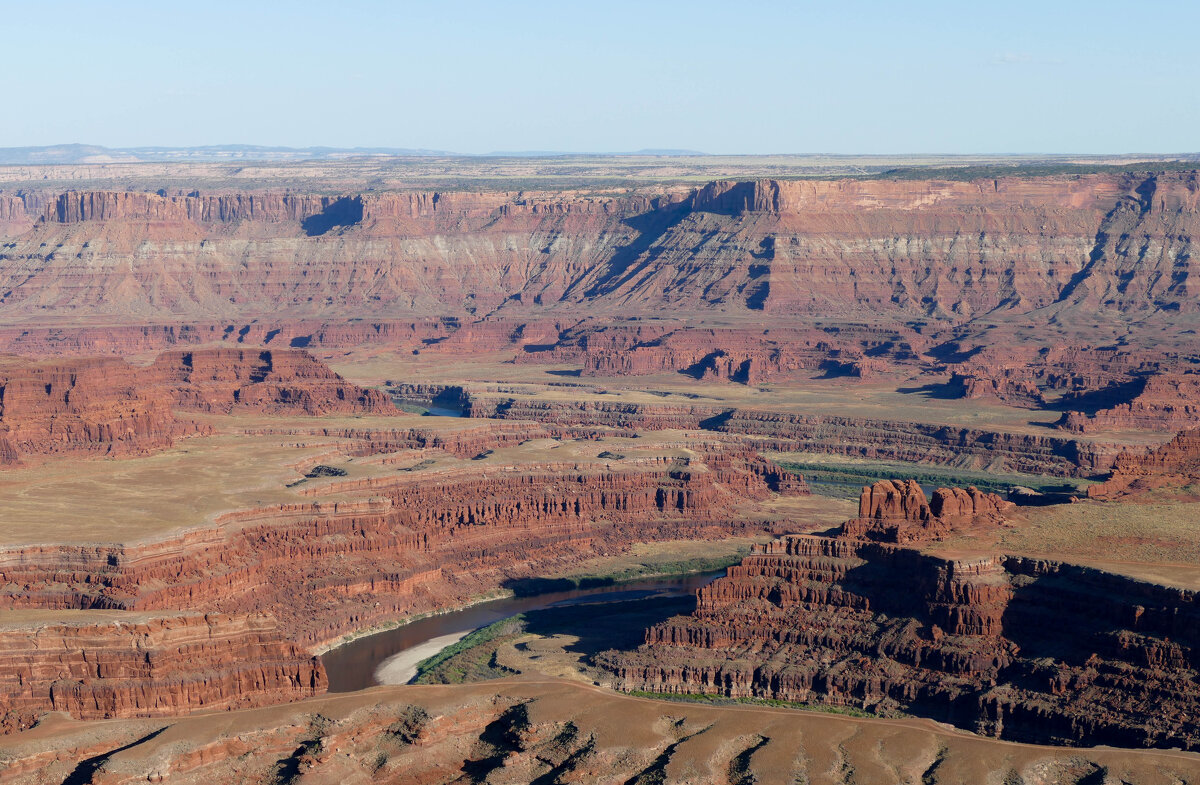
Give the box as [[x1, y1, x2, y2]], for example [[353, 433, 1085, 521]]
[[0, 681, 1193, 785]]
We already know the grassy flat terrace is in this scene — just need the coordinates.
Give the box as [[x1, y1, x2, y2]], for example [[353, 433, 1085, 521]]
[[0, 413, 771, 547]]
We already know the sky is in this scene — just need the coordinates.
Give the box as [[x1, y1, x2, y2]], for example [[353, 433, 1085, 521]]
[[2, 0, 1198, 155]]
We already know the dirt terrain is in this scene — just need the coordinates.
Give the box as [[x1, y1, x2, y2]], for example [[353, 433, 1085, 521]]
[[0, 157, 1198, 781], [1, 679, 1196, 785]]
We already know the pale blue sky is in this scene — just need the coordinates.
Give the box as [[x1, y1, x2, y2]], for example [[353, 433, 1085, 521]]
[[3, 0, 1197, 154]]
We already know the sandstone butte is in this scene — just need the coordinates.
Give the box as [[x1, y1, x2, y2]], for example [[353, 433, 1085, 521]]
[[605, 480, 1200, 751]]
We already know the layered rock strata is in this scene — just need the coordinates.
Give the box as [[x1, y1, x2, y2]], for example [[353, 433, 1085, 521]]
[[0, 356, 205, 464], [0, 173, 1194, 339], [1061, 373, 1200, 434], [515, 324, 925, 383], [841, 479, 1014, 542], [147, 347, 393, 416], [0, 450, 804, 645], [607, 534, 1200, 749], [0, 612, 323, 732], [0, 348, 391, 465], [1089, 427, 1200, 499], [465, 395, 1122, 476], [0, 319, 459, 357], [0, 441, 804, 724]]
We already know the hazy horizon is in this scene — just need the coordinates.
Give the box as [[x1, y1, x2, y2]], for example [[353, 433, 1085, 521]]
[[5, 144, 1199, 158], [4, 1, 1199, 155]]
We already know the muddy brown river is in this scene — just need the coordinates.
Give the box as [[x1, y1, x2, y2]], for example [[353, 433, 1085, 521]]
[[321, 571, 722, 692]]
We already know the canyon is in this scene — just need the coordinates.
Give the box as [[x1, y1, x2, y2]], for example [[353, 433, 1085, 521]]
[[0, 410, 812, 733], [0, 158, 1198, 782]]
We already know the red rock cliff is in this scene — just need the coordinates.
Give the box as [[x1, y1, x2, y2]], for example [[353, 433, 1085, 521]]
[[0, 173, 1193, 331], [0, 348, 392, 465], [605, 534, 1200, 750], [0, 612, 324, 732]]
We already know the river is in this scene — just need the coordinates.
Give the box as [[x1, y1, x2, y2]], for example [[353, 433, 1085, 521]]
[[321, 571, 722, 692]]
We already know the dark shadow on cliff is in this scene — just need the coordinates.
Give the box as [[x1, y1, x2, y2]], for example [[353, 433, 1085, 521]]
[[523, 595, 697, 661], [837, 547, 940, 622], [1055, 177, 1157, 306], [744, 260, 771, 310], [301, 196, 365, 236], [681, 352, 751, 383], [1043, 377, 1147, 414], [697, 409, 736, 430], [570, 201, 692, 300], [924, 341, 984, 364]]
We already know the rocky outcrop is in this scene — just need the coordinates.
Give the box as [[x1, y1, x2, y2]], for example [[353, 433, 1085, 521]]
[[840, 479, 1014, 542], [949, 370, 1048, 407], [606, 534, 1200, 750], [0, 612, 324, 732], [0, 348, 391, 465], [0, 318, 461, 357], [941, 341, 1185, 410], [0, 195, 34, 238], [1089, 427, 1200, 499], [0, 356, 205, 465], [514, 324, 924, 384], [929, 485, 1013, 522], [147, 348, 393, 415]]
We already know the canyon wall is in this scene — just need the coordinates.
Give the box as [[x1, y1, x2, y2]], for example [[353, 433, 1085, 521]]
[[0, 449, 804, 646], [1061, 373, 1200, 434], [0, 356, 205, 465], [0, 347, 390, 465], [0, 612, 323, 732], [606, 533, 1200, 750], [0, 439, 804, 722], [1089, 427, 1200, 499], [2, 173, 1199, 418], [0, 173, 1192, 332], [0, 319, 459, 357]]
